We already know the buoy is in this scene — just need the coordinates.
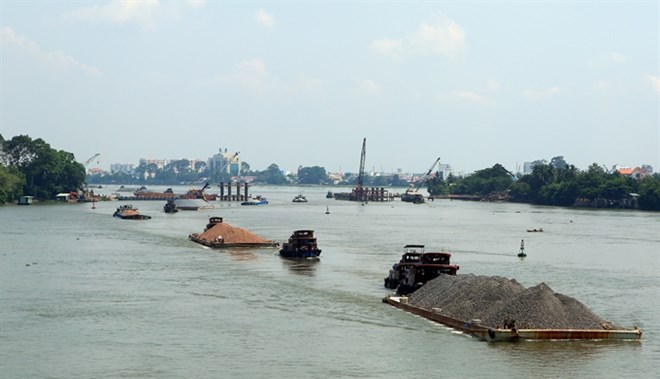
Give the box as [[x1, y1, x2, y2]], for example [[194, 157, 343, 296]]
[[325, 206, 330, 214], [518, 239, 526, 258]]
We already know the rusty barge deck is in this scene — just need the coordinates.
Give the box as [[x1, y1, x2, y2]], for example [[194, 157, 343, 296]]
[[383, 295, 642, 342], [189, 234, 279, 249]]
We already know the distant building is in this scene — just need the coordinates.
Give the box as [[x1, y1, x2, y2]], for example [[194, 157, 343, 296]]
[[110, 163, 134, 174], [616, 166, 652, 180], [208, 148, 242, 178], [139, 158, 169, 169], [436, 163, 452, 180]]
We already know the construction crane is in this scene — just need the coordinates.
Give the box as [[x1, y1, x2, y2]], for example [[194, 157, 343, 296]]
[[83, 153, 100, 168], [402, 157, 441, 204], [356, 138, 366, 200], [186, 152, 240, 198]]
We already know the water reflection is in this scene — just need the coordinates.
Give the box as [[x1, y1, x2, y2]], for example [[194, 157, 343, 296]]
[[487, 338, 642, 363], [224, 248, 259, 261], [280, 257, 319, 276]]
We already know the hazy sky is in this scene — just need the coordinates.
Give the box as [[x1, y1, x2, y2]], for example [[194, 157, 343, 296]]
[[1, 1, 658, 175]]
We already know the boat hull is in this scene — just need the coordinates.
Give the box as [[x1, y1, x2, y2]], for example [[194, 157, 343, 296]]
[[383, 295, 642, 342], [188, 234, 278, 249], [279, 249, 321, 258], [113, 213, 151, 220]]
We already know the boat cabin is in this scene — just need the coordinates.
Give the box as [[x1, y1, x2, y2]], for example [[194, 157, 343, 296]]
[[385, 246, 459, 294], [419, 252, 451, 265], [18, 196, 33, 205]]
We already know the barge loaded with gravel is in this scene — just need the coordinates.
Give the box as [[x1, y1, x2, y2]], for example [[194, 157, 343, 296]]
[[189, 217, 279, 248], [383, 274, 642, 342]]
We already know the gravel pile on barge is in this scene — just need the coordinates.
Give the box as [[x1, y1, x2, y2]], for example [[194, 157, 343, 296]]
[[408, 274, 619, 330]]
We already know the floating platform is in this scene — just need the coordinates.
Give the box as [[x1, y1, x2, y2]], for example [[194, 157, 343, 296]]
[[382, 295, 642, 342]]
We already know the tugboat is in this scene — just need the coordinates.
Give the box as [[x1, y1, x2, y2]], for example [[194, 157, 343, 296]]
[[280, 230, 322, 258], [384, 244, 459, 294], [164, 199, 178, 213], [113, 204, 152, 220]]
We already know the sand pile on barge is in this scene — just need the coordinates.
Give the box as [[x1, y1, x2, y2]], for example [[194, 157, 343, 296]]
[[408, 274, 618, 330], [189, 217, 276, 246]]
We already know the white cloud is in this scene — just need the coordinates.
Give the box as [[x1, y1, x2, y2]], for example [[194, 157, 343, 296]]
[[589, 52, 628, 67], [256, 9, 274, 28], [214, 59, 285, 96], [647, 75, 660, 93], [186, 0, 205, 9], [0, 26, 102, 76], [486, 79, 500, 92], [437, 90, 494, 107], [296, 76, 325, 95], [371, 15, 465, 60], [522, 87, 560, 100], [593, 80, 611, 92], [356, 79, 381, 95], [409, 18, 465, 58], [214, 60, 328, 97], [609, 52, 627, 63], [66, 0, 199, 30], [370, 38, 404, 60]]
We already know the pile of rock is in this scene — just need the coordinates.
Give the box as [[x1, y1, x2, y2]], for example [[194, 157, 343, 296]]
[[408, 274, 618, 330], [192, 219, 274, 245]]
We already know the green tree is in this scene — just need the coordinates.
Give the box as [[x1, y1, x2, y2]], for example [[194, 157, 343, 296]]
[[451, 164, 513, 196], [638, 176, 660, 211], [297, 166, 327, 185], [2, 135, 85, 200], [0, 165, 25, 204], [255, 164, 288, 184]]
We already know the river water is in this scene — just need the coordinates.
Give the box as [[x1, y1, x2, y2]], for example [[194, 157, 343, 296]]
[[1, 185, 658, 378]]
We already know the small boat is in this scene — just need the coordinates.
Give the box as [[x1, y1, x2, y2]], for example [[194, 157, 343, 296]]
[[113, 204, 151, 220], [527, 228, 544, 232], [292, 194, 308, 203], [164, 199, 178, 213], [280, 230, 322, 258], [401, 191, 425, 204], [384, 244, 459, 294], [241, 195, 268, 206]]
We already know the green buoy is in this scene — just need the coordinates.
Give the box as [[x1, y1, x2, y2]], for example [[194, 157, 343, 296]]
[[518, 239, 526, 258]]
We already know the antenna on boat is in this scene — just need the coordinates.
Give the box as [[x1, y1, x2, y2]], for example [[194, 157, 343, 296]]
[[518, 239, 526, 258]]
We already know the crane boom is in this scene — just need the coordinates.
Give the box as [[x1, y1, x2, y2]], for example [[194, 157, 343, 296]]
[[409, 157, 441, 192], [84, 153, 100, 167], [356, 138, 366, 190], [208, 151, 239, 185]]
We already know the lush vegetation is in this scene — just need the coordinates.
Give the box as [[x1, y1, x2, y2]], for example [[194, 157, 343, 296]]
[[0, 134, 86, 203], [427, 162, 660, 211], [5, 133, 656, 211]]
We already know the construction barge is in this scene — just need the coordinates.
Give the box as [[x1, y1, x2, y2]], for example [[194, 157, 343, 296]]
[[383, 295, 642, 342], [333, 138, 394, 202]]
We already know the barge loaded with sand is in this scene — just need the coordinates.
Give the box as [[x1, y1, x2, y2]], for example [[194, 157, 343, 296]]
[[189, 217, 279, 248], [383, 274, 642, 342]]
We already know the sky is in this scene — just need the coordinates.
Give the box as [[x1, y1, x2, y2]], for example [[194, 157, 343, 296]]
[[1, 1, 659, 176]]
